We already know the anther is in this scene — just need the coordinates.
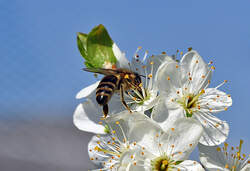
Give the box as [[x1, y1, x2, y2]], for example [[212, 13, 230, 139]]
[[176, 65, 179, 68], [189, 144, 193, 147], [188, 47, 192, 51], [115, 121, 120, 125], [148, 74, 153, 78], [171, 128, 175, 131], [150, 61, 154, 65], [124, 74, 129, 79], [162, 52, 166, 54], [195, 60, 198, 63], [167, 76, 171, 80], [211, 66, 215, 70]]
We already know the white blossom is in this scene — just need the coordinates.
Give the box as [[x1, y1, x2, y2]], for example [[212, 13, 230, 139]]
[[93, 111, 205, 171], [151, 50, 232, 146], [74, 44, 174, 134], [199, 140, 250, 171]]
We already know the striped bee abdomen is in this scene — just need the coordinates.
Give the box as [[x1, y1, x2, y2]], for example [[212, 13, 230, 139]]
[[96, 75, 118, 105]]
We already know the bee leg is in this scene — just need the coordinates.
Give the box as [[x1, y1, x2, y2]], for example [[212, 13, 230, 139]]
[[120, 85, 132, 113], [103, 104, 108, 118]]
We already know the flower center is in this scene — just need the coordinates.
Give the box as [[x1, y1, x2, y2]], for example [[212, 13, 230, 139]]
[[177, 89, 205, 117], [151, 155, 172, 171]]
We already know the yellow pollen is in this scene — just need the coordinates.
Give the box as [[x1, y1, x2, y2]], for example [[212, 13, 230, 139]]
[[162, 160, 168, 165], [211, 66, 215, 70], [107, 141, 111, 144], [138, 46, 142, 50], [215, 124, 219, 127], [151, 54, 154, 58], [97, 134, 101, 138], [112, 130, 116, 134], [224, 107, 228, 111], [180, 51, 183, 55], [98, 121, 102, 125], [117, 154, 120, 158], [90, 157, 94, 160], [189, 144, 193, 147], [112, 137, 115, 141], [130, 155, 134, 159], [150, 61, 154, 65], [208, 80, 211, 84], [167, 76, 171, 80], [202, 75, 205, 78], [217, 147, 221, 152], [224, 80, 228, 83], [201, 89, 205, 94], [141, 152, 144, 155], [162, 51, 166, 54], [159, 143, 162, 147], [133, 97, 137, 101], [177, 169, 181, 171], [148, 74, 153, 78], [133, 162, 137, 166], [243, 154, 246, 158], [198, 105, 201, 110], [228, 94, 231, 97], [156, 134, 159, 138], [171, 128, 175, 131], [115, 121, 120, 125], [176, 65, 179, 68], [232, 166, 236, 169], [97, 141, 101, 144], [139, 83, 143, 87], [225, 164, 229, 168], [178, 152, 182, 155], [124, 74, 129, 79]]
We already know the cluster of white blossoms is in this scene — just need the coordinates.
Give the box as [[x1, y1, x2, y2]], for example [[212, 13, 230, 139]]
[[73, 44, 249, 171]]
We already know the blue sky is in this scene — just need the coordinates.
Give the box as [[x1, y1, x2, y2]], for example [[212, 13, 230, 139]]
[[0, 0, 249, 166]]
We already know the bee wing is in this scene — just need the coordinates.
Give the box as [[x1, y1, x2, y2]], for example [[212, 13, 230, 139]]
[[82, 68, 118, 75]]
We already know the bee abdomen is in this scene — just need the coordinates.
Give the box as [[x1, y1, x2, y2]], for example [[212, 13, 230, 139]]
[[96, 75, 118, 105]]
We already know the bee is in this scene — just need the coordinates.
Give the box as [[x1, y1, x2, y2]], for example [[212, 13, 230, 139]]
[[83, 68, 142, 117]]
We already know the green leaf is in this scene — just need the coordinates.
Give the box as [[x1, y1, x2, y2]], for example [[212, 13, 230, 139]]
[[77, 32, 88, 59], [186, 112, 193, 118], [86, 24, 117, 68], [104, 124, 110, 134]]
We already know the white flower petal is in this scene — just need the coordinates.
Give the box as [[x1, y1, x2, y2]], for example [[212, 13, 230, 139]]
[[73, 102, 105, 134], [198, 143, 229, 171], [174, 160, 205, 171], [194, 113, 229, 146], [88, 135, 111, 166], [146, 54, 175, 81], [160, 118, 203, 161], [151, 97, 186, 131], [199, 88, 232, 113], [76, 81, 100, 99], [106, 111, 163, 156], [156, 61, 182, 93], [241, 163, 250, 171], [112, 43, 129, 69], [180, 50, 212, 94]]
